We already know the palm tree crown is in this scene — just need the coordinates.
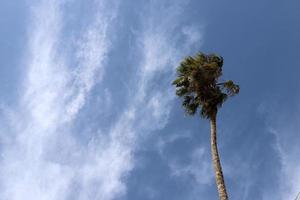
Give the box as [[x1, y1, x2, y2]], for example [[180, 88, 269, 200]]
[[172, 52, 239, 119]]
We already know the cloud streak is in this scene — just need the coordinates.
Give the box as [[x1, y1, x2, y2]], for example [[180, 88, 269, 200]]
[[0, 0, 124, 199], [258, 99, 300, 200], [0, 0, 203, 199]]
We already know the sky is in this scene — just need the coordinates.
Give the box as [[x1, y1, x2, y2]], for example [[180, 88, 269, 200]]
[[0, 0, 300, 199]]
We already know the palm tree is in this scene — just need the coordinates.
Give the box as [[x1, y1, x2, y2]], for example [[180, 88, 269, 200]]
[[172, 52, 239, 200]]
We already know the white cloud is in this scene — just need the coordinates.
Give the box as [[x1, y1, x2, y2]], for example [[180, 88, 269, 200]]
[[0, 0, 125, 199], [169, 147, 213, 185], [182, 26, 204, 50], [259, 101, 300, 200], [268, 127, 300, 200], [0, 0, 204, 200]]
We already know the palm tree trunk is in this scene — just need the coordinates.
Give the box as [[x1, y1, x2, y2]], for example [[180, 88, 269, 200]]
[[210, 112, 229, 200]]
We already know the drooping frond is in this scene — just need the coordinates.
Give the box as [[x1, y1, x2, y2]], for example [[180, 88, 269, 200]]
[[182, 95, 198, 115], [172, 52, 239, 119], [222, 80, 240, 96]]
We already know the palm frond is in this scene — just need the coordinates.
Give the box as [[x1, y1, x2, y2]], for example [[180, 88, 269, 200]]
[[172, 52, 239, 119], [182, 95, 198, 116], [222, 80, 240, 96]]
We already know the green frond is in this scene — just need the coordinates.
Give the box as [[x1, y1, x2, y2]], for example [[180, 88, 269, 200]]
[[208, 54, 223, 67], [220, 93, 228, 105], [200, 108, 211, 119], [194, 53, 206, 65], [172, 76, 189, 87], [182, 97, 198, 116], [175, 87, 189, 97], [222, 80, 240, 96], [172, 52, 239, 120], [182, 95, 192, 106], [185, 103, 198, 115]]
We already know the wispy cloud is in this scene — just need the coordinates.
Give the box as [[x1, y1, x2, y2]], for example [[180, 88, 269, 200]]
[[120, 0, 206, 198], [258, 100, 300, 200], [0, 0, 203, 199], [0, 0, 124, 199], [169, 147, 213, 185], [115, 1, 205, 199], [268, 124, 300, 199]]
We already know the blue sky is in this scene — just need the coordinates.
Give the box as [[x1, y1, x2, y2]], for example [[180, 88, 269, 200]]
[[0, 0, 299, 199]]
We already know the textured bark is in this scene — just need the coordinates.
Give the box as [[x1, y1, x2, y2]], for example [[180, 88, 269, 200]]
[[210, 112, 229, 200]]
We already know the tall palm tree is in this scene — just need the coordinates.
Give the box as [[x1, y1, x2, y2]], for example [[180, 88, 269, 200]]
[[172, 52, 239, 200]]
